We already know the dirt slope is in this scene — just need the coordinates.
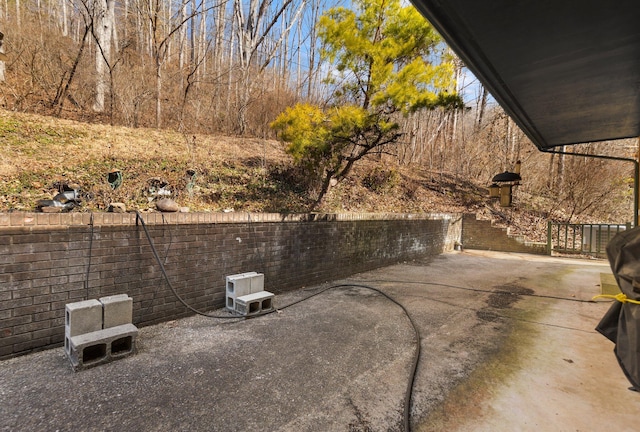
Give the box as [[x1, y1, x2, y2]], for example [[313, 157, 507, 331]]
[[0, 109, 548, 241]]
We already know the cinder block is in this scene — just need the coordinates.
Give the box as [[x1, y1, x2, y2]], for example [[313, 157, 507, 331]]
[[226, 272, 259, 311], [226, 272, 258, 296], [67, 323, 139, 371], [235, 291, 274, 316], [249, 273, 264, 293], [99, 294, 133, 328], [65, 299, 103, 338]]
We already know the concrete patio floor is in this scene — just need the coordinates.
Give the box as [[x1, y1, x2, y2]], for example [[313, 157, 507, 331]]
[[1, 250, 638, 431]]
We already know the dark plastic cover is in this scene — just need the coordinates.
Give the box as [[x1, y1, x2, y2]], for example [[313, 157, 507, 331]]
[[596, 227, 640, 389]]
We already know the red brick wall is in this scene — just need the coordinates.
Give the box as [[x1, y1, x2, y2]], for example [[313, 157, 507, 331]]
[[0, 212, 462, 359]]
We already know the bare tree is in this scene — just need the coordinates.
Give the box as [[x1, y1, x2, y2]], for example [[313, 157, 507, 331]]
[[233, 0, 306, 134], [137, 0, 207, 127], [52, 23, 90, 115]]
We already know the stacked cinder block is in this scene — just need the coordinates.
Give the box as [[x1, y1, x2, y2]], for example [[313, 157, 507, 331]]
[[65, 294, 138, 371], [225, 272, 259, 311], [225, 272, 274, 316]]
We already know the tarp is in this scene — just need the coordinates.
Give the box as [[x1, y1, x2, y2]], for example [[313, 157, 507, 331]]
[[596, 227, 640, 390]]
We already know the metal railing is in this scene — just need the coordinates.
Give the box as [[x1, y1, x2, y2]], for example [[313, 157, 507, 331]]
[[547, 222, 631, 257]]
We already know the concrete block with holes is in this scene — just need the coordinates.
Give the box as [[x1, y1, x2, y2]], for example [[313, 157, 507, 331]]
[[234, 291, 275, 316], [66, 324, 138, 371], [225, 272, 261, 311], [64, 295, 138, 371]]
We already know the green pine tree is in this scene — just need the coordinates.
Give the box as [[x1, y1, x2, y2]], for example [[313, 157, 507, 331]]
[[271, 0, 463, 208]]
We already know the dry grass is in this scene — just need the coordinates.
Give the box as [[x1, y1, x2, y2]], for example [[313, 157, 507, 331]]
[[0, 108, 549, 244], [0, 109, 299, 212]]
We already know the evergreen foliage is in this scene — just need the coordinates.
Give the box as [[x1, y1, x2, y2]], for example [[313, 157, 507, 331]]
[[271, 0, 463, 207]]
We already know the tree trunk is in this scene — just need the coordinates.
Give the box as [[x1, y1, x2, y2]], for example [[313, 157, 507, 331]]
[[476, 84, 488, 132], [155, 49, 162, 127], [191, 0, 197, 64], [295, 14, 302, 94], [212, 0, 226, 117], [178, 0, 187, 68], [0, 32, 5, 83], [313, 170, 336, 210], [109, 0, 118, 53], [198, 0, 207, 74], [238, 67, 250, 134], [225, 0, 236, 129], [61, 0, 68, 36], [93, 15, 106, 111], [280, 6, 288, 80], [306, 0, 319, 99], [123, 0, 128, 41], [547, 152, 556, 189], [136, 6, 144, 59], [53, 25, 90, 114], [93, 0, 114, 113], [557, 145, 566, 189], [214, 0, 226, 72]]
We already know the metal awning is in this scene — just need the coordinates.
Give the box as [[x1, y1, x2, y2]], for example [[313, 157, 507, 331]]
[[410, 0, 640, 150]]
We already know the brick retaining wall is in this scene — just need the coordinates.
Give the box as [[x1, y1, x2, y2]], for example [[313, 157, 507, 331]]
[[461, 213, 547, 255], [1, 212, 462, 359]]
